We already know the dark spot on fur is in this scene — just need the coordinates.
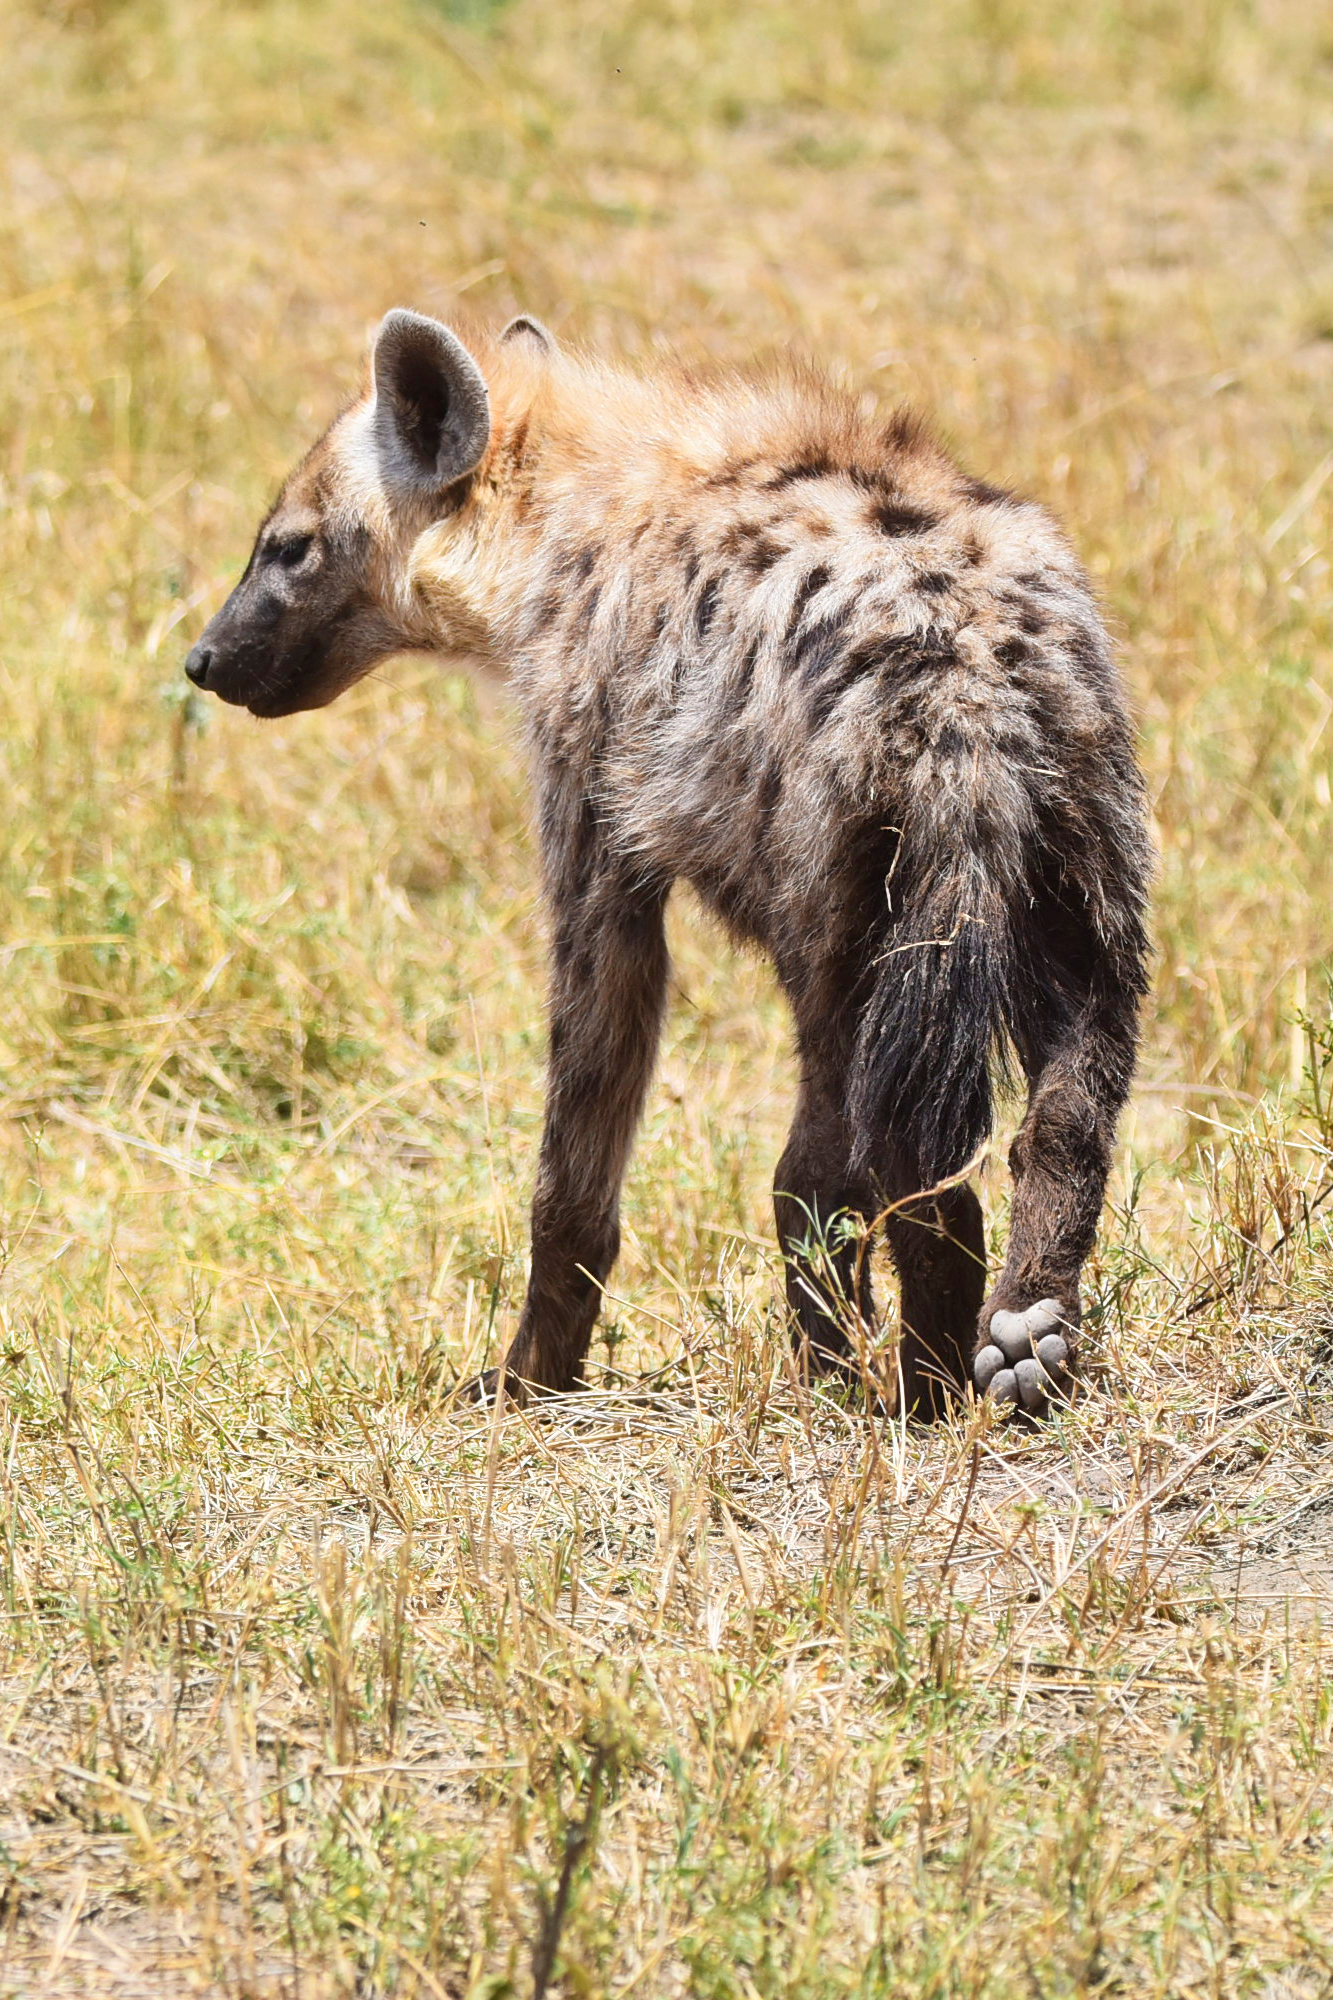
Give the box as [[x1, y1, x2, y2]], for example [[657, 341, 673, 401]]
[[805, 630, 941, 727], [787, 563, 832, 637], [916, 570, 953, 596], [576, 583, 602, 632], [794, 608, 852, 683], [745, 535, 784, 577], [837, 637, 884, 684], [889, 641, 959, 695], [962, 477, 1015, 509], [959, 533, 984, 568], [869, 632, 958, 699], [1015, 571, 1054, 594], [696, 576, 722, 640], [935, 723, 968, 757], [995, 636, 1034, 672], [765, 454, 835, 490], [871, 500, 939, 537], [998, 587, 1047, 634], [721, 521, 786, 574], [731, 634, 760, 706], [808, 673, 847, 730], [1066, 624, 1107, 680], [843, 631, 951, 681], [883, 408, 928, 453], [704, 457, 759, 489], [525, 589, 560, 638]]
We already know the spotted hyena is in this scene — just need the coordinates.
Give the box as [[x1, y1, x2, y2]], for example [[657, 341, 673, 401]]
[[186, 309, 1151, 1418]]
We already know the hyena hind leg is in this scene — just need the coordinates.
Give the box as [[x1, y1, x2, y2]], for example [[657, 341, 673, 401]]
[[972, 990, 1140, 1419], [882, 1162, 987, 1421], [775, 1065, 986, 1420]]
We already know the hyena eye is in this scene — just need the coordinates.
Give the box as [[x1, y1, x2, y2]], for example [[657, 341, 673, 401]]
[[272, 534, 314, 570]]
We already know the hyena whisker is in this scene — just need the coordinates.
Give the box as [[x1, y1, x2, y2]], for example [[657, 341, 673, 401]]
[[186, 306, 1152, 1423]]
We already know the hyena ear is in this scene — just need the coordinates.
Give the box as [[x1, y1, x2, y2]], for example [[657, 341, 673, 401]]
[[371, 309, 491, 503], [500, 314, 556, 355]]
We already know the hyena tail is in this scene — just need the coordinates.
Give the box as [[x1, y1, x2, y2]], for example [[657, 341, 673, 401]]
[[847, 784, 1040, 1194]]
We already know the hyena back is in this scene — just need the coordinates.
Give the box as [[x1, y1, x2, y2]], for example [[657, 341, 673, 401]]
[[186, 310, 1151, 1418]]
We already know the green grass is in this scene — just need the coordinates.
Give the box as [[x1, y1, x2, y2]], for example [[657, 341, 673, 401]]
[[3, 0, 1333, 1991]]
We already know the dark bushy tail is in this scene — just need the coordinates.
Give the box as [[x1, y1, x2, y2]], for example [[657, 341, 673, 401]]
[[845, 587, 1156, 1199], [848, 842, 1025, 1192]]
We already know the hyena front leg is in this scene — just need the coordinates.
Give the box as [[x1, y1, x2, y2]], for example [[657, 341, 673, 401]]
[[485, 876, 670, 1400], [973, 987, 1138, 1418]]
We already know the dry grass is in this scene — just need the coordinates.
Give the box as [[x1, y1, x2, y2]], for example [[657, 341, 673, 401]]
[[3, 0, 1333, 1991]]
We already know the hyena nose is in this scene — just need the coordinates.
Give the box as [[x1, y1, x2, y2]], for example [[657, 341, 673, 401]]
[[184, 643, 213, 689]]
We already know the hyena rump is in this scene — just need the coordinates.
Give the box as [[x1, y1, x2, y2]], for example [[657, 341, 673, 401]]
[[186, 310, 1151, 1418]]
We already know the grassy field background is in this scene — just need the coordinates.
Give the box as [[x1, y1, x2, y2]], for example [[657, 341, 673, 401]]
[[5, 0, 1333, 1991]]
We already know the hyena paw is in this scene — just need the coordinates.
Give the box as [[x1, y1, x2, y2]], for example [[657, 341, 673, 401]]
[[455, 1365, 543, 1408], [973, 1300, 1072, 1416], [455, 1366, 507, 1407], [454, 1363, 583, 1408]]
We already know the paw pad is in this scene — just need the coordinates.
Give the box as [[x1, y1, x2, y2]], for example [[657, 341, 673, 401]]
[[973, 1298, 1071, 1415]]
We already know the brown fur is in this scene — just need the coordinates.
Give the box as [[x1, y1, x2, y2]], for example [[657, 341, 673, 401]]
[[186, 312, 1152, 1417]]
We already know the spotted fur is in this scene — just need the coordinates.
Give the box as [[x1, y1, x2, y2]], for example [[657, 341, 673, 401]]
[[186, 310, 1152, 1416]]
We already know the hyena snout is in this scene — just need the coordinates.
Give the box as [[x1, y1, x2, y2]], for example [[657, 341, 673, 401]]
[[182, 615, 286, 714], [184, 583, 293, 713], [184, 564, 398, 719], [183, 641, 214, 689]]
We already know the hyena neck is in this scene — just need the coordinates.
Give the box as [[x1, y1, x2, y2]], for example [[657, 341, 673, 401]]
[[397, 344, 572, 669], [402, 352, 680, 674]]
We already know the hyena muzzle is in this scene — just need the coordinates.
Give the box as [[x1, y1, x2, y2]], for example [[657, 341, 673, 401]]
[[186, 308, 1151, 1420]]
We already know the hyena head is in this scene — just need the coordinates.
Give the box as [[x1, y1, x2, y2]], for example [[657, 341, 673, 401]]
[[185, 310, 495, 718]]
